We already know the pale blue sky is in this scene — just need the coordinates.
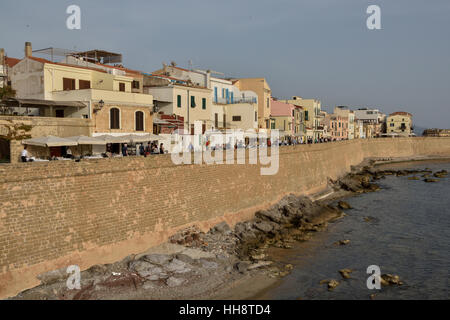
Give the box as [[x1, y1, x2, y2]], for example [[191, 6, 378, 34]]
[[1, 0, 449, 128]]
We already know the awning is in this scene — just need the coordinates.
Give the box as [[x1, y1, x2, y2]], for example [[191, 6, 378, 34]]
[[5, 98, 87, 108], [65, 135, 107, 145], [95, 135, 131, 144], [124, 134, 161, 143], [22, 136, 78, 147]]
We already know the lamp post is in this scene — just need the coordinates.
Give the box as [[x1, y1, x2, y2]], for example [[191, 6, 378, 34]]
[[94, 99, 104, 114]]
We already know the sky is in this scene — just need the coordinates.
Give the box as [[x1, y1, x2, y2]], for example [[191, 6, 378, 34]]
[[1, 0, 449, 128]]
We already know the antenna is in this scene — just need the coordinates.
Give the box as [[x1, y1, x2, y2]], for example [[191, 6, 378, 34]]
[[188, 59, 193, 70]]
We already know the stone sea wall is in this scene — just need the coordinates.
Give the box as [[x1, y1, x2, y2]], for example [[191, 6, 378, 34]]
[[1, 137, 450, 298]]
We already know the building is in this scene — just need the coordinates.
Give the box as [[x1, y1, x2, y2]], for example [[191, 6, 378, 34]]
[[334, 106, 355, 140], [323, 113, 348, 141], [0, 48, 20, 88], [232, 78, 272, 131], [354, 108, 386, 138], [270, 98, 296, 142], [10, 42, 154, 140], [386, 111, 413, 136], [150, 64, 258, 133], [422, 129, 450, 137], [143, 74, 211, 134], [281, 96, 322, 141]]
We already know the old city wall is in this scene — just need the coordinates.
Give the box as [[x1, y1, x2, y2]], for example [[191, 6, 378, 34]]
[[1, 137, 450, 298]]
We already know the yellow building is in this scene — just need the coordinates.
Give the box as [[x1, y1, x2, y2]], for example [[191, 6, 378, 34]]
[[281, 96, 321, 140], [232, 78, 272, 131], [10, 43, 154, 137], [143, 75, 211, 134], [386, 112, 413, 136]]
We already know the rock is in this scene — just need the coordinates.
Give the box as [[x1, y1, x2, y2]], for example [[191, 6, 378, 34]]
[[142, 281, 158, 290], [381, 274, 403, 286], [320, 279, 340, 291], [424, 178, 439, 183], [337, 201, 352, 210], [165, 259, 191, 274], [433, 170, 448, 178], [142, 254, 171, 266], [255, 209, 284, 224], [339, 269, 353, 279], [200, 259, 218, 269], [211, 222, 231, 234], [253, 221, 274, 233], [234, 261, 250, 273], [248, 261, 273, 270], [251, 253, 266, 261], [166, 276, 185, 287], [285, 264, 294, 270], [335, 239, 350, 246], [130, 260, 166, 278], [408, 176, 420, 180], [37, 268, 67, 285], [175, 253, 195, 265]]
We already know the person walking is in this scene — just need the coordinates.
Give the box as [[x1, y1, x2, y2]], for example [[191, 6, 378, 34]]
[[21, 146, 28, 162], [159, 143, 165, 154], [122, 143, 128, 157]]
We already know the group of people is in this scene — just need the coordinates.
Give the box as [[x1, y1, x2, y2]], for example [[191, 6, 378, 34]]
[[128, 142, 165, 157]]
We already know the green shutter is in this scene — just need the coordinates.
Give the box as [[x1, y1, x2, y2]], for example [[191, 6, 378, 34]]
[[177, 95, 181, 108], [202, 98, 206, 109], [191, 96, 196, 108]]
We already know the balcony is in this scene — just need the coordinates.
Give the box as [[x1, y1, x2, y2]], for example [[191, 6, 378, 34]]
[[214, 96, 257, 105], [50, 88, 154, 107]]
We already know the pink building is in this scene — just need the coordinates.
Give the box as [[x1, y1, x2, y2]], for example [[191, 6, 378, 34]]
[[270, 98, 295, 135], [324, 114, 348, 141]]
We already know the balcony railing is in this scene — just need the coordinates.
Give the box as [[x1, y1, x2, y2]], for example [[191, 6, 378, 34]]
[[214, 97, 257, 105]]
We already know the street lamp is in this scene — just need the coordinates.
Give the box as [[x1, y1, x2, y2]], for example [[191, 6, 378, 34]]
[[94, 99, 104, 114]]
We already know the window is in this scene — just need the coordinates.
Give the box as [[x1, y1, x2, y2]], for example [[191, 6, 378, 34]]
[[191, 96, 196, 108], [267, 98, 270, 108], [119, 83, 125, 92], [132, 80, 140, 89], [110, 108, 120, 129], [390, 123, 394, 127], [223, 114, 226, 127], [255, 111, 257, 122], [55, 110, 64, 118], [63, 78, 75, 91], [202, 98, 206, 110], [79, 80, 91, 89], [214, 87, 218, 103], [177, 95, 182, 108], [215, 113, 218, 128], [232, 116, 241, 122], [305, 111, 309, 121], [135, 111, 144, 131]]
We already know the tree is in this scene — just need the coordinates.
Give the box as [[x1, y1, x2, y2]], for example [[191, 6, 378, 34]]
[[0, 85, 16, 100]]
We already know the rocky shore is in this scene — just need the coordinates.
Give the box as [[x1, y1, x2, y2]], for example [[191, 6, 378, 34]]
[[9, 163, 448, 300]]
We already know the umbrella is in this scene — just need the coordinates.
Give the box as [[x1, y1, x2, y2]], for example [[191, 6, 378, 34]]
[[65, 135, 107, 145], [22, 136, 78, 147], [95, 135, 132, 144], [125, 134, 161, 143]]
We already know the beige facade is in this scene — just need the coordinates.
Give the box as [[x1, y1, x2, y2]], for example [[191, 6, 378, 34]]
[[0, 115, 93, 163], [386, 112, 413, 136], [232, 78, 271, 131], [281, 96, 321, 140], [334, 107, 355, 140], [10, 56, 154, 135], [145, 84, 211, 133]]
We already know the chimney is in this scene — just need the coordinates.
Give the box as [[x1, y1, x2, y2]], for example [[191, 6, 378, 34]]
[[0, 48, 4, 65], [205, 70, 211, 89], [25, 42, 32, 58]]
